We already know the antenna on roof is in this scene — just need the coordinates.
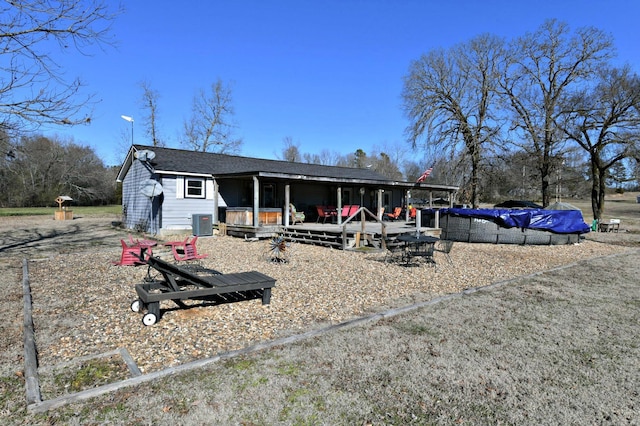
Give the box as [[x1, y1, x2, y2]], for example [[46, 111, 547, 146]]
[[135, 149, 156, 162]]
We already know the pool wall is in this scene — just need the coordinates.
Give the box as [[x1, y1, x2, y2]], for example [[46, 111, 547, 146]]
[[424, 209, 588, 245]]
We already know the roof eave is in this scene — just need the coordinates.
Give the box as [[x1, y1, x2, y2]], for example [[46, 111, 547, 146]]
[[153, 170, 213, 178], [115, 146, 136, 182]]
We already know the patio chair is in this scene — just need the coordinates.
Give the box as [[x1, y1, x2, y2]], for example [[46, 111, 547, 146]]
[[113, 239, 153, 266], [383, 236, 404, 263], [315, 205, 337, 223], [340, 205, 351, 220], [164, 236, 208, 262], [384, 207, 402, 221], [434, 239, 454, 264], [289, 203, 305, 225]]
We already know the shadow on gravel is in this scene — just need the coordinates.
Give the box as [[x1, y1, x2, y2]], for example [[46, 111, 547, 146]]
[[0, 219, 128, 257]]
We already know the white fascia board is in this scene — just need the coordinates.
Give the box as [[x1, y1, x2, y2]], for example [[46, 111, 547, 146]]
[[154, 170, 213, 178]]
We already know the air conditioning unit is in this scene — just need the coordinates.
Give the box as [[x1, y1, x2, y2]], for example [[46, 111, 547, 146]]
[[192, 214, 213, 236]]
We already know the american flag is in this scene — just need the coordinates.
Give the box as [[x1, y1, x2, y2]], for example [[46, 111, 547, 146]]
[[416, 166, 433, 183]]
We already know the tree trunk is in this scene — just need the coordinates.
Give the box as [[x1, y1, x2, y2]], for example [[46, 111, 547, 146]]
[[590, 161, 606, 221], [597, 169, 607, 220], [470, 146, 481, 208], [539, 155, 551, 207]]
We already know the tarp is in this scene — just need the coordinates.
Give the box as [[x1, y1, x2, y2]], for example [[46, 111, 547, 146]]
[[433, 208, 591, 234], [494, 200, 543, 209]]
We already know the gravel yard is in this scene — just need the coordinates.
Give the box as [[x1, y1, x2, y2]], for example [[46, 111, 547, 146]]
[[42, 235, 634, 376], [1, 214, 631, 382]]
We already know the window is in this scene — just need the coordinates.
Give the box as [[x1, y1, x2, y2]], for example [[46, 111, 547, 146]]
[[185, 178, 205, 198]]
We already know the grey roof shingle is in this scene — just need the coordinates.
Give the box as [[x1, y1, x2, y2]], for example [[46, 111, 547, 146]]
[[134, 145, 396, 182]]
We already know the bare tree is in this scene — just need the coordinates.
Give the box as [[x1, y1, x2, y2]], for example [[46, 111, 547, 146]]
[[139, 80, 163, 147], [303, 149, 343, 165], [499, 19, 614, 206], [369, 141, 410, 179], [403, 34, 504, 207], [279, 136, 302, 162], [559, 65, 640, 220], [366, 145, 404, 180], [3, 134, 114, 206], [368, 151, 403, 180], [181, 79, 242, 154], [0, 0, 118, 134]]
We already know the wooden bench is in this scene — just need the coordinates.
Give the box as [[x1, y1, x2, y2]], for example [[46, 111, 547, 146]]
[[131, 254, 276, 325]]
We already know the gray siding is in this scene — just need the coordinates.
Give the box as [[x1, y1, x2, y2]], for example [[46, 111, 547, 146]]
[[159, 175, 227, 233], [122, 160, 157, 232]]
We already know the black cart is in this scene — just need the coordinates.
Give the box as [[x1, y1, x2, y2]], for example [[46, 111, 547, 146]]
[[131, 255, 276, 326]]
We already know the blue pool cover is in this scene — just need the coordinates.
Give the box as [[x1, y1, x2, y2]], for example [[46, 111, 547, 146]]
[[434, 208, 591, 234]]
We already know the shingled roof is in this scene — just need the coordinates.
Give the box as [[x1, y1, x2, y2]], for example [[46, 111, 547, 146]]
[[117, 145, 459, 192], [121, 145, 400, 184]]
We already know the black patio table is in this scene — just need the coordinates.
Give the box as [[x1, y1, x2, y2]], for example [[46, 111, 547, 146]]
[[396, 233, 439, 266]]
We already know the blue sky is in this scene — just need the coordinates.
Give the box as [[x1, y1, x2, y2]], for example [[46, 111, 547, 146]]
[[46, 0, 640, 167]]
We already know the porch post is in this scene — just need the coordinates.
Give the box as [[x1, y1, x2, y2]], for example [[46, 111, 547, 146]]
[[406, 189, 411, 221], [212, 178, 219, 224], [337, 186, 342, 225], [284, 184, 290, 226], [253, 176, 259, 227], [377, 189, 383, 220]]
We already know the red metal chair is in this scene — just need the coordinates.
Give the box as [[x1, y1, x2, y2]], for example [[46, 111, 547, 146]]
[[316, 205, 337, 223], [113, 239, 153, 266], [165, 236, 209, 262], [340, 205, 351, 220]]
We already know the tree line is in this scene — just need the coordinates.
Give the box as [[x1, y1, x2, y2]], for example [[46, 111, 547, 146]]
[[0, 132, 119, 208]]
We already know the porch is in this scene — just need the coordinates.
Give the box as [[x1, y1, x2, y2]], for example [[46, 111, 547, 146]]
[[219, 218, 441, 251]]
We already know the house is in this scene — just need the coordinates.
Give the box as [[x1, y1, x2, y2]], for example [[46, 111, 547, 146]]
[[116, 145, 459, 237]]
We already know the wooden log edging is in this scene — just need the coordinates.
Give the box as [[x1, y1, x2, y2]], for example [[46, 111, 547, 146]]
[[22, 258, 42, 406]]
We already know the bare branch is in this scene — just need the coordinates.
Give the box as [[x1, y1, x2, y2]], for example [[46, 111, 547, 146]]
[[181, 79, 243, 154], [0, 0, 120, 134]]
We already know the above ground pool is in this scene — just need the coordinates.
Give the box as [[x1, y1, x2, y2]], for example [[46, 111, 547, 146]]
[[424, 208, 591, 245]]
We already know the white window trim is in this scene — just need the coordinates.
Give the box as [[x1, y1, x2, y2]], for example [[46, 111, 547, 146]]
[[176, 176, 184, 198], [206, 179, 214, 200], [184, 177, 205, 199]]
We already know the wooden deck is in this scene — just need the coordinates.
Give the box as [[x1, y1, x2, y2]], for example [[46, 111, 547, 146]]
[[220, 220, 441, 250]]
